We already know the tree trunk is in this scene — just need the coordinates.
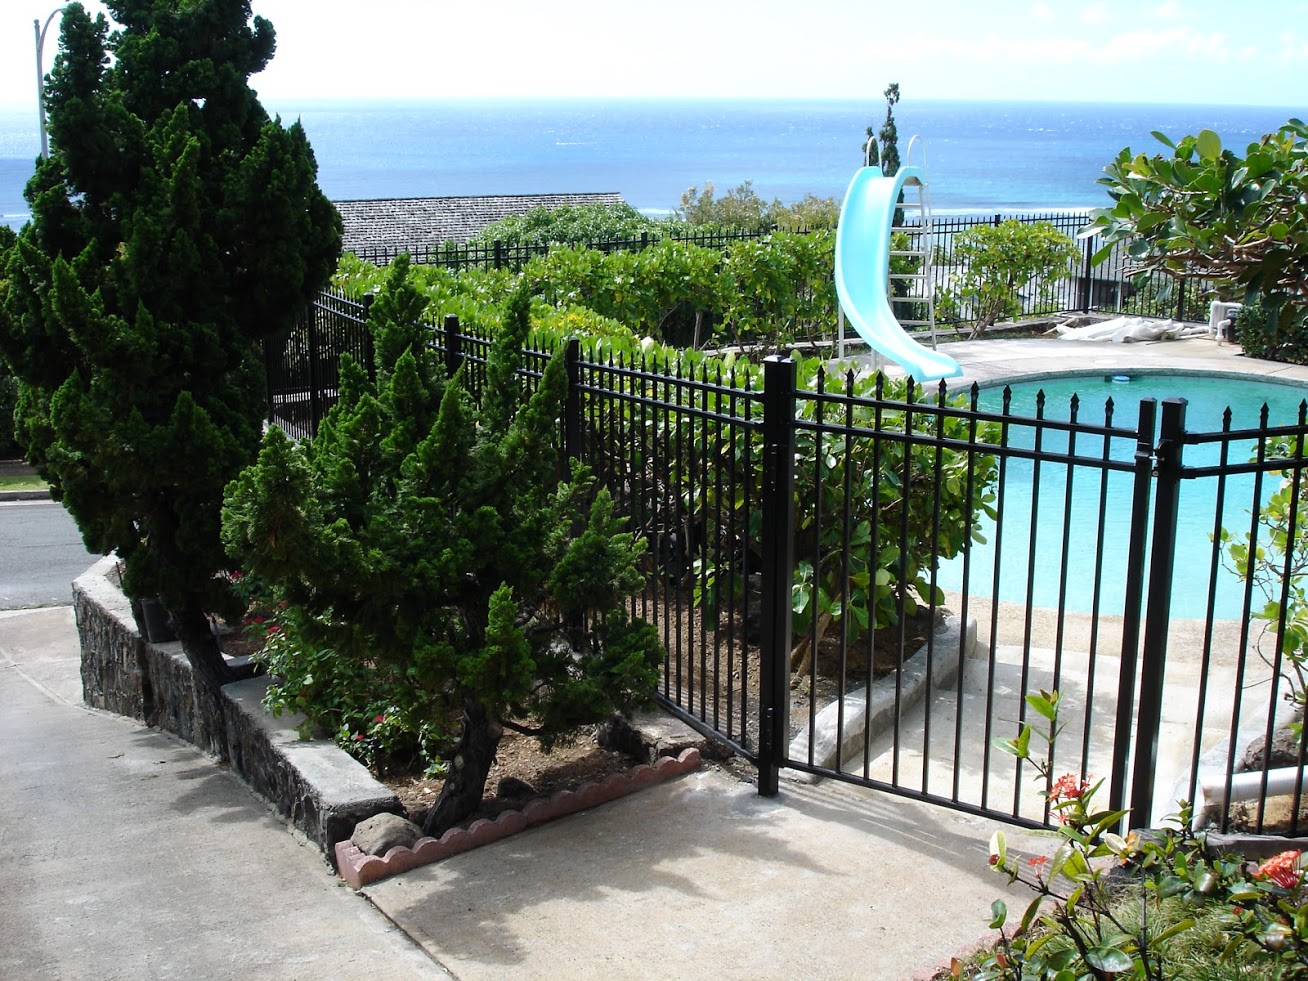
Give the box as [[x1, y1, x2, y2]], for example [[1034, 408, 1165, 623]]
[[169, 596, 250, 693], [422, 696, 504, 838], [789, 601, 839, 679]]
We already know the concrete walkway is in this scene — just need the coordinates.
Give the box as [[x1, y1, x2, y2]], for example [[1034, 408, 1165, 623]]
[[0, 606, 446, 980], [363, 765, 1048, 980], [1, 603, 1048, 980]]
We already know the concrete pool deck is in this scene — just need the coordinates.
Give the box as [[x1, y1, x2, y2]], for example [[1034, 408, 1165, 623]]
[[934, 332, 1308, 390]]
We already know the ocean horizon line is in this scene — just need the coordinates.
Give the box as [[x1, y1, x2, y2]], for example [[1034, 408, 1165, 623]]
[[1, 94, 1304, 114]]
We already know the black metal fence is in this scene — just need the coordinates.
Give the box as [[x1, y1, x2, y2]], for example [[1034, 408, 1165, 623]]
[[268, 293, 1308, 835]]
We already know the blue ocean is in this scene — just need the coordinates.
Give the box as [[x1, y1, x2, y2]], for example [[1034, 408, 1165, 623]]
[[0, 98, 1299, 231]]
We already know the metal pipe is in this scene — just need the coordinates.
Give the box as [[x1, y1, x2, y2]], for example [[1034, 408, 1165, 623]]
[[35, 9, 64, 159], [1201, 767, 1308, 807]]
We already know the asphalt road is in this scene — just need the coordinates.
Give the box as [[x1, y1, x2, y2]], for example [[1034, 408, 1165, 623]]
[[0, 499, 102, 610]]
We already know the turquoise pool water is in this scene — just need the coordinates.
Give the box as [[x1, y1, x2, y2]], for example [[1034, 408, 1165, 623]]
[[936, 371, 1308, 620]]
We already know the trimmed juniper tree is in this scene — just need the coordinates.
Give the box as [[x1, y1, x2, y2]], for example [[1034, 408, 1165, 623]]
[[863, 82, 901, 176], [222, 265, 662, 836], [0, 1, 341, 690]]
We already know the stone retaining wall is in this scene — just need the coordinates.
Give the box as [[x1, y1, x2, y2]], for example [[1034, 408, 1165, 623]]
[[73, 556, 403, 859]]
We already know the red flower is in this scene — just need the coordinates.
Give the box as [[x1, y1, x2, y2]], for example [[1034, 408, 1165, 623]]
[[1048, 773, 1091, 803], [374, 715, 386, 724], [1028, 855, 1049, 867], [1256, 850, 1303, 890], [353, 732, 364, 741]]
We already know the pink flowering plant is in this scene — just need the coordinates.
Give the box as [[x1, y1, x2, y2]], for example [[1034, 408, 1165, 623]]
[[1217, 848, 1308, 972], [967, 690, 1308, 980]]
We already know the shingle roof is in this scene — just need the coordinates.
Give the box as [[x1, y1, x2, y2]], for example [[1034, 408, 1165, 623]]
[[334, 192, 627, 252]]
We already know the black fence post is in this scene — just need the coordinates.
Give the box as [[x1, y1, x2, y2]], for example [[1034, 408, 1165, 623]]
[[1110, 398, 1157, 829], [563, 338, 582, 463], [306, 305, 322, 439], [444, 314, 462, 379], [1176, 279, 1187, 322], [1079, 236, 1094, 312], [758, 355, 796, 797], [493, 240, 503, 271], [361, 292, 376, 384], [1130, 397, 1187, 828], [263, 328, 277, 426]]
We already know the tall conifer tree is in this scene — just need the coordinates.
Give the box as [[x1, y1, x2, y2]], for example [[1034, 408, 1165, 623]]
[[0, 1, 341, 689]]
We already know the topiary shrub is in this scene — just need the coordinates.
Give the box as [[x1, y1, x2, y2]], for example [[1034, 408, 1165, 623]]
[[1234, 295, 1308, 364], [223, 261, 662, 836]]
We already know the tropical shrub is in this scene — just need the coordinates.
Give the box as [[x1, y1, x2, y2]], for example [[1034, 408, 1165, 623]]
[[466, 201, 664, 247], [223, 263, 662, 835], [675, 179, 840, 231], [937, 221, 1080, 336], [582, 344, 999, 660], [1086, 121, 1308, 361], [347, 231, 839, 351], [1234, 295, 1308, 365], [719, 230, 836, 349]]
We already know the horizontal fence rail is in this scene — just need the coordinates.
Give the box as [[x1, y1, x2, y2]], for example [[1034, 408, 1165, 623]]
[[273, 285, 1308, 836]]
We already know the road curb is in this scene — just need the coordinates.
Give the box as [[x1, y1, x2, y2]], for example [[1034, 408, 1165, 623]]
[[0, 490, 52, 502]]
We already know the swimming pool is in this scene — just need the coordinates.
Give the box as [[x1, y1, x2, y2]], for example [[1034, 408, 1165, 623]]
[[936, 371, 1308, 620]]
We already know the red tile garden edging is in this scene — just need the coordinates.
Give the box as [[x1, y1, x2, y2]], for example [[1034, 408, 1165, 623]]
[[336, 748, 702, 888]]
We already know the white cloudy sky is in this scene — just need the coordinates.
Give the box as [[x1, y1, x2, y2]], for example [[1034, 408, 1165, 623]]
[[1, 0, 1305, 108]]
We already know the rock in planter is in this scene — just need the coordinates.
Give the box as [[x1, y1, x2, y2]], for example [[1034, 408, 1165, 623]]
[[497, 776, 537, 800], [1241, 724, 1306, 772], [351, 813, 424, 856]]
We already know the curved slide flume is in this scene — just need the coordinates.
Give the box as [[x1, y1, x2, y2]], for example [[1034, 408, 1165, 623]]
[[834, 165, 963, 383]]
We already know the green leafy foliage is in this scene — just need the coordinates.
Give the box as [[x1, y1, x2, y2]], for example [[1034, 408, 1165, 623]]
[[0, 0, 340, 687], [466, 201, 665, 247], [675, 180, 840, 231], [1085, 120, 1308, 361], [588, 346, 998, 658], [937, 221, 1080, 337], [783, 364, 998, 652], [1235, 299, 1274, 358], [343, 232, 842, 352], [1223, 433, 1308, 733], [222, 263, 661, 832], [970, 690, 1308, 980], [0, 224, 17, 453]]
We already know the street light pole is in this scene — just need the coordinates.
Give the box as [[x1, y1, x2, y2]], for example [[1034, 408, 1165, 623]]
[[35, 8, 63, 159]]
